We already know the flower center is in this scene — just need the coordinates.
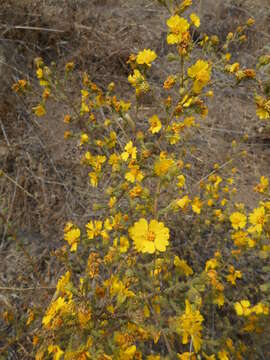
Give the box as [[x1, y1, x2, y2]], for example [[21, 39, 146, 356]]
[[257, 215, 265, 225], [147, 231, 156, 242]]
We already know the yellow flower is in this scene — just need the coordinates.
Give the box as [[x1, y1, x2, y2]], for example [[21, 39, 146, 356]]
[[178, 300, 204, 353], [190, 13, 200, 28], [128, 69, 150, 94], [149, 115, 162, 134], [154, 158, 175, 177], [128, 69, 144, 86], [48, 345, 64, 360], [109, 196, 116, 208], [213, 292, 225, 308], [89, 172, 99, 187], [56, 271, 71, 295], [80, 101, 89, 113], [174, 256, 193, 276], [167, 15, 190, 44], [78, 304, 92, 328], [229, 212, 247, 230], [252, 303, 269, 315], [254, 176, 269, 193], [255, 95, 270, 120], [177, 174, 186, 188], [119, 345, 136, 360], [231, 230, 254, 248], [234, 300, 251, 316], [121, 141, 137, 161], [12, 79, 29, 93], [129, 185, 143, 198], [86, 220, 103, 240], [163, 75, 177, 89], [136, 49, 157, 67], [176, 195, 191, 210], [64, 227, 80, 252], [80, 133, 89, 145], [226, 266, 242, 285], [205, 258, 218, 272], [218, 350, 229, 360], [177, 352, 196, 360], [202, 353, 216, 360], [108, 153, 120, 172], [114, 236, 130, 253], [105, 275, 135, 305], [188, 60, 211, 93], [42, 297, 68, 327], [147, 356, 161, 360], [180, 0, 192, 11], [125, 167, 144, 183], [36, 68, 43, 79], [33, 104, 46, 117], [192, 197, 203, 214], [248, 206, 266, 234], [225, 62, 240, 73], [129, 218, 170, 254], [65, 61, 74, 72]]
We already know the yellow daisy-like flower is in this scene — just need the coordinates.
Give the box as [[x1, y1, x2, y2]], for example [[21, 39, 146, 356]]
[[64, 227, 80, 252], [129, 218, 170, 254], [178, 300, 204, 353], [192, 197, 203, 214], [128, 69, 150, 95], [128, 69, 144, 86], [33, 104, 46, 117], [86, 220, 103, 240], [154, 158, 175, 177], [163, 75, 177, 89], [226, 266, 242, 285], [125, 165, 144, 183], [254, 176, 269, 193], [136, 49, 157, 67], [234, 300, 251, 316], [36, 68, 43, 79], [80, 133, 89, 145], [248, 206, 266, 234], [188, 60, 211, 93], [149, 115, 162, 134], [190, 13, 200, 28], [256, 96, 270, 120], [177, 174, 186, 188], [121, 141, 137, 161], [230, 212, 247, 230], [42, 296, 68, 327], [56, 271, 71, 295], [167, 15, 190, 45]]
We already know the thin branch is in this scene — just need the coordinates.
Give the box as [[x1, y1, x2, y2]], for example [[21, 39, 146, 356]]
[[0, 286, 55, 291], [1, 25, 65, 33], [0, 119, 10, 147], [1, 170, 36, 200]]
